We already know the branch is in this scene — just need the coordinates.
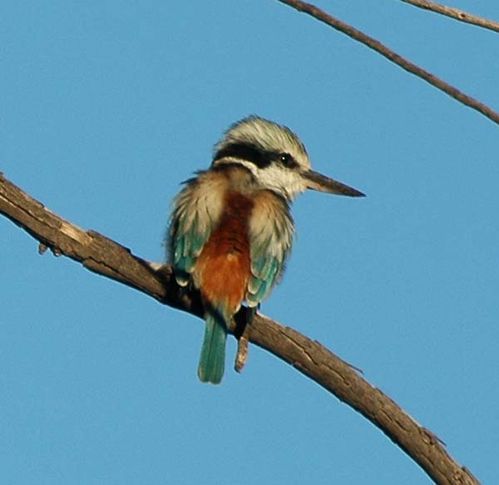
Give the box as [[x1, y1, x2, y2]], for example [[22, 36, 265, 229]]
[[0, 173, 480, 483], [276, 0, 499, 126], [401, 0, 499, 33]]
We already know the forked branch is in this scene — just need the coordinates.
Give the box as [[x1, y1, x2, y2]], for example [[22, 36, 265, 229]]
[[277, 0, 499, 126], [0, 173, 479, 484]]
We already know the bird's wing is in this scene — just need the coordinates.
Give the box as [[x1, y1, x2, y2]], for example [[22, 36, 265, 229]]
[[246, 192, 294, 306], [168, 172, 225, 286]]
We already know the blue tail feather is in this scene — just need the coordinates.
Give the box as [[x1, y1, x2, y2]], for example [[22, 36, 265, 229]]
[[198, 312, 227, 384]]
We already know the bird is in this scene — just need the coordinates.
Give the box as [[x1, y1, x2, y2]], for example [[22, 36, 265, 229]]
[[167, 116, 364, 384]]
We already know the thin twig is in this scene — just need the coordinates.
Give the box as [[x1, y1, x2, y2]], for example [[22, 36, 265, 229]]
[[402, 0, 499, 33], [0, 173, 480, 484], [276, 0, 499, 126]]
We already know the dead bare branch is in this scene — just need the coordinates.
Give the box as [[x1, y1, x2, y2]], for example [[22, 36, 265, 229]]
[[0, 173, 480, 484], [276, 0, 499, 126], [401, 0, 499, 33]]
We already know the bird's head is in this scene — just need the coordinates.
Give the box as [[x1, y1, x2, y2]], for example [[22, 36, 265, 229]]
[[212, 116, 364, 201]]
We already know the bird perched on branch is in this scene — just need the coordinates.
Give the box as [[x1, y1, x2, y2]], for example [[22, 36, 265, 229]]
[[168, 116, 364, 384]]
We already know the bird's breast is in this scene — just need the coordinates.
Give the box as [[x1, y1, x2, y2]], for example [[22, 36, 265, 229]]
[[194, 191, 254, 313]]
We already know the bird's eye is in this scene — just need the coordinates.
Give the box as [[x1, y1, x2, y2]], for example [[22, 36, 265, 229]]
[[279, 153, 294, 167]]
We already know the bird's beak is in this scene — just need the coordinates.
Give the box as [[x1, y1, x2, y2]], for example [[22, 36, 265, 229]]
[[303, 170, 365, 197]]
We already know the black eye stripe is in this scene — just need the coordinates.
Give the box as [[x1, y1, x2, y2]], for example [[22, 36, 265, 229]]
[[214, 142, 272, 168], [213, 143, 299, 170]]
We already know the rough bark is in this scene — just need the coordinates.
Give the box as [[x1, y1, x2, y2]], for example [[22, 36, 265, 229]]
[[0, 173, 480, 484]]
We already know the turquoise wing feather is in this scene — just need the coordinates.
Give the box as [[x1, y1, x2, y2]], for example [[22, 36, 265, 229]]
[[168, 173, 222, 286], [246, 242, 289, 306], [246, 195, 294, 307], [171, 213, 210, 285]]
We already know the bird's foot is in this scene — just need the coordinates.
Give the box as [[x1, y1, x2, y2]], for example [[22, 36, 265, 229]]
[[234, 306, 257, 373]]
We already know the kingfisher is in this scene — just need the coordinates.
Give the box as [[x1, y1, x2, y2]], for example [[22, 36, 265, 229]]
[[168, 116, 364, 384]]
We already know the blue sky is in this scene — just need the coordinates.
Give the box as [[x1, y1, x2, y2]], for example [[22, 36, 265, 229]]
[[1, 1, 498, 483]]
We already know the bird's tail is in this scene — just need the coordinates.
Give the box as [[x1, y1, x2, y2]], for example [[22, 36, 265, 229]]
[[198, 311, 227, 384]]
